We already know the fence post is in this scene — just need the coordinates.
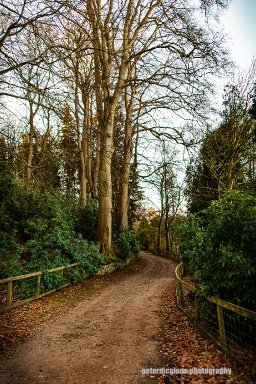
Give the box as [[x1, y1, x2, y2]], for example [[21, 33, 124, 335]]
[[7, 281, 13, 306], [176, 264, 185, 308], [37, 274, 41, 296], [217, 304, 227, 350], [176, 281, 184, 307]]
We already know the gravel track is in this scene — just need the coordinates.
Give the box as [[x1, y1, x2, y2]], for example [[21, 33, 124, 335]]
[[0, 252, 175, 384]]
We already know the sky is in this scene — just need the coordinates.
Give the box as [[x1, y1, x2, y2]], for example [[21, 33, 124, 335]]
[[220, 0, 256, 69]]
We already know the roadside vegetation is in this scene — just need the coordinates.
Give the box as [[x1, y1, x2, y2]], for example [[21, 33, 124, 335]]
[[0, 162, 139, 296], [178, 70, 256, 311], [179, 191, 256, 311]]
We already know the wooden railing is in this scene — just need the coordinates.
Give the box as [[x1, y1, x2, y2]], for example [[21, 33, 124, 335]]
[[0, 263, 80, 312], [175, 263, 256, 355]]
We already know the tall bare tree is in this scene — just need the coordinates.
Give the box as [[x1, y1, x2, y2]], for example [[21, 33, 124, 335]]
[[0, 0, 62, 77], [0, 0, 230, 257], [84, 0, 229, 255]]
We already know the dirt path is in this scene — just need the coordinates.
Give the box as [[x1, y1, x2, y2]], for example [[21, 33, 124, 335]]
[[0, 252, 175, 384]]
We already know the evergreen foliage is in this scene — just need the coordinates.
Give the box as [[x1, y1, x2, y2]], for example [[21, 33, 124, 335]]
[[114, 229, 140, 261], [178, 191, 256, 310], [0, 165, 104, 285], [74, 200, 98, 242], [186, 81, 256, 213]]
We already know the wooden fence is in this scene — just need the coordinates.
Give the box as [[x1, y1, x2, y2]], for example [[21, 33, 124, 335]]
[[0, 263, 80, 312], [175, 262, 256, 362]]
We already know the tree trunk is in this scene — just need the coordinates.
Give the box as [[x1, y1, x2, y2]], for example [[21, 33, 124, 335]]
[[118, 80, 136, 230], [165, 202, 170, 252], [164, 162, 170, 252], [27, 100, 34, 183], [227, 160, 235, 191], [97, 114, 114, 257], [86, 99, 93, 199], [93, 129, 100, 199], [79, 142, 87, 206], [74, 68, 87, 206], [157, 211, 163, 252]]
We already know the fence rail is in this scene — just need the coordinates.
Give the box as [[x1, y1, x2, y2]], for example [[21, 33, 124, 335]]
[[0, 263, 80, 312], [175, 262, 256, 367]]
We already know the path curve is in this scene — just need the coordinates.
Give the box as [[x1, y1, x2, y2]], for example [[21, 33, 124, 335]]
[[0, 252, 176, 384]]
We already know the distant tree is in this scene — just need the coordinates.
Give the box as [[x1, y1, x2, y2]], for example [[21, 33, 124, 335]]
[[249, 83, 256, 120], [59, 103, 79, 197], [185, 158, 219, 213], [0, 116, 19, 174], [33, 129, 60, 190], [143, 141, 182, 252]]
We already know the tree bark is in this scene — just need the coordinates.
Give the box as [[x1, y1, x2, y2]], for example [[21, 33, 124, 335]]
[[27, 100, 35, 183], [97, 112, 114, 256], [74, 69, 87, 206], [118, 70, 136, 230]]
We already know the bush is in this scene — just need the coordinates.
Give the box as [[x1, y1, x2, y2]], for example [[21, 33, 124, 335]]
[[18, 231, 104, 290], [114, 229, 140, 261], [3, 234, 104, 297], [74, 199, 98, 241], [0, 178, 105, 293], [0, 235, 23, 278], [66, 235, 104, 278], [179, 191, 256, 310]]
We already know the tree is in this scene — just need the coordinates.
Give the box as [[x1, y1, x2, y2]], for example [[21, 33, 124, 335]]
[[185, 157, 219, 213], [186, 62, 256, 212], [0, 0, 230, 257], [60, 27, 93, 206], [59, 103, 79, 197], [13, 63, 54, 184], [0, 1, 63, 75], [143, 141, 182, 252], [249, 83, 256, 120], [84, 0, 229, 256], [85, 0, 164, 255], [118, 62, 138, 231], [180, 190, 256, 310]]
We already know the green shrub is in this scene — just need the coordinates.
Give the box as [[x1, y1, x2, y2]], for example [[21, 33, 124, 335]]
[[0, 177, 105, 293], [19, 277, 39, 299], [63, 235, 105, 279], [74, 199, 98, 241], [0, 239, 23, 278], [40, 271, 66, 292], [179, 191, 256, 310], [2, 234, 105, 297], [115, 229, 140, 261], [18, 233, 104, 290]]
